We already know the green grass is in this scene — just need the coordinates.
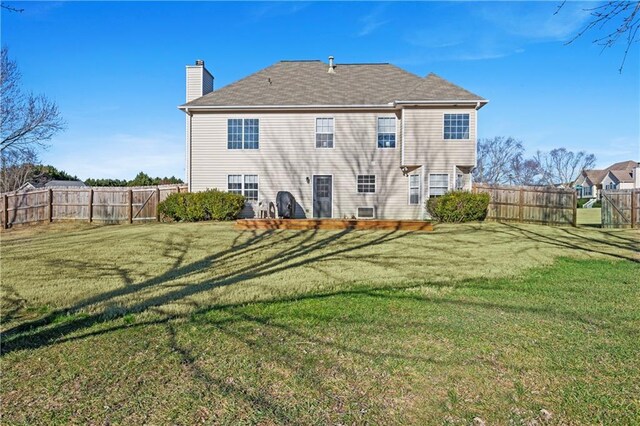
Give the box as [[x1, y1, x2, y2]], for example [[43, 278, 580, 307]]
[[577, 208, 602, 226], [1, 222, 639, 424]]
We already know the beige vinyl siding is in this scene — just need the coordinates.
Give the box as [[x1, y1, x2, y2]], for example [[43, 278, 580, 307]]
[[403, 108, 476, 168], [190, 108, 474, 219], [186, 67, 203, 102]]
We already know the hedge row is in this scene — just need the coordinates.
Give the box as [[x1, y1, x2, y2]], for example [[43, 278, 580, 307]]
[[426, 190, 490, 223], [158, 190, 245, 222]]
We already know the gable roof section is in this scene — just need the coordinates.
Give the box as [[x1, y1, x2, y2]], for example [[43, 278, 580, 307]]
[[182, 60, 486, 108], [609, 169, 634, 183], [608, 160, 637, 171]]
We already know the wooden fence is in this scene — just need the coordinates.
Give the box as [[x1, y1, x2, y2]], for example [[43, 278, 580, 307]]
[[473, 183, 576, 226], [601, 189, 639, 229], [1, 185, 187, 229]]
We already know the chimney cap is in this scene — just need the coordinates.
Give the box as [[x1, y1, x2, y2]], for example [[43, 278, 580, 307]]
[[328, 56, 335, 73], [195, 59, 205, 66]]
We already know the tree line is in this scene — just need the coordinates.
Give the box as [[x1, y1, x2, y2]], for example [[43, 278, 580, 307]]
[[473, 137, 596, 187]]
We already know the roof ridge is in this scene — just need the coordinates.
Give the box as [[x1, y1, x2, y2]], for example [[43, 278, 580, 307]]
[[279, 59, 322, 62]]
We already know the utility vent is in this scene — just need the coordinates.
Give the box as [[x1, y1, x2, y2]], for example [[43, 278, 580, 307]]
[[357, 207, 376, 219]]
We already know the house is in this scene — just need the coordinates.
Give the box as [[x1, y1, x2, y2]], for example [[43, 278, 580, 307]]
[[574, 160, 640, 199], [17, 180, 87, 191], [179, 57, 488, 219]]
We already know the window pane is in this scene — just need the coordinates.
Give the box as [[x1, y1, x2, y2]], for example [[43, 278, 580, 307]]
[[227, 119, 243, 149], [429, 174, 448, 197], [444, 113, 470, 140], [357, 175, 376, 193], [377, 117, 396, 148], [228, 175, 242, 194], [243, 119, 259, 149], [244, 174, 258, 201]]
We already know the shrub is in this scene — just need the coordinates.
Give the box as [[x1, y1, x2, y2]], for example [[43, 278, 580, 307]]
[[158, 190, 245, 222], [426, 190, 490, 223]]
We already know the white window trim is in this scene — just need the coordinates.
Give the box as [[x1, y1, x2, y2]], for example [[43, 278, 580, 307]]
[[376, 116, 397, 149], [356, 206, 376, 219], [408, 173, 421, 205], [356, 174, 377, 194], [428, 173, 450, 198], [227, 118, 260, 150], [442, 112, 471, 141], [226, 173, 259, 204], [314, 116, 335, 149]]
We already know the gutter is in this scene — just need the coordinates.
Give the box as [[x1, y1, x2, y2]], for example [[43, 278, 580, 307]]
[[177, 99, 489, 112]]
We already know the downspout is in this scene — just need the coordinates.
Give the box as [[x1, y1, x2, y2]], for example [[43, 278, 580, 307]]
[[185, 107, 192, 192]]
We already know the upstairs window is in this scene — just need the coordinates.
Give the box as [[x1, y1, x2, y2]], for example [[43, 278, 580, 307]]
[[409, 175, 421, 205], [429, 174, 449, 197], [227, 118, 259, 149], [357, 175, 376, 193], [605, 182, 618, 190], [377, 117, 396, 148], [316, 118, 334, 148], [444, 114, 469, 140]]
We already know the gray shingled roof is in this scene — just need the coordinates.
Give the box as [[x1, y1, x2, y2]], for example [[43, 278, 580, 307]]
[[182, 60, 486, 107]]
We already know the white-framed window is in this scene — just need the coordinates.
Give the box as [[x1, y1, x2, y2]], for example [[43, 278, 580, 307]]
[[582, 185, 592, 196], [227, 118, 259, 149], [377, 117, 396, 148], [429, 174, 449, 197], [227, 174, 258, 202], [244, 175, 258, 201], [456, 173, 464, 190], [227, 175, 242, 195], [357, 175, 376, 193], [409, 174, 421, 205], [605, 182, 618, 190], [315, 118, 334, 148], [444, 114, 470, 140]]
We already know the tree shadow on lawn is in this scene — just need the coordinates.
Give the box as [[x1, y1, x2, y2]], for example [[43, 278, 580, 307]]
[[2, 222, 638, 357], [1, 227, 412, 355]]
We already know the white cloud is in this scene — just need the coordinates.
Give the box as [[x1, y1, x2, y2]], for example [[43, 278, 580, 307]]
[[357, 4, 390, 37]]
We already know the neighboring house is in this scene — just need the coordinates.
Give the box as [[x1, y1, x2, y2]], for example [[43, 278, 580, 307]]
[[574, 160, 640, 199], [17, 180, 87, 191], [179, 57, 488, 219]]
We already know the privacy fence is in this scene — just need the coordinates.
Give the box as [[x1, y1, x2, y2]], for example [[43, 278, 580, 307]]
[[473, 183, 576, 226], [1, 185, 187, 229], [601, 189, 640, 229]]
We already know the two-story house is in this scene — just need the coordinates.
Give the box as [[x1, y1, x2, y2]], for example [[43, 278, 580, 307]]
[[179, 57, 488, 220]]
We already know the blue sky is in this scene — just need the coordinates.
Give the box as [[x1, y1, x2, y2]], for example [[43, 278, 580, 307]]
[[2, 1, 639, 179]]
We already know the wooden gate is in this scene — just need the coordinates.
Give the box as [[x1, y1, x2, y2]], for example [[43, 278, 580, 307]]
[[601, 189, 639, 228]]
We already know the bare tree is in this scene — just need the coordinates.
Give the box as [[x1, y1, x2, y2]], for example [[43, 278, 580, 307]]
[[1, 47, 65, 156], [510, 156, 542, 186], [0, 148, 38, 192], [1, 3, 24, 13], [557, 1, 640, 73], [474, 136, 525, 184], [534, 148, 596, 186]]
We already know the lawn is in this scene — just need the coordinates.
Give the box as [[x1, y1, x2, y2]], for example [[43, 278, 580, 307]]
[[577, 207, 602, 226], [1, 222, 639, 425]]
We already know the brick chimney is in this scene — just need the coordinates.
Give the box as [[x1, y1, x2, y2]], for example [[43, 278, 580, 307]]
[[186, 59, 214, 102]]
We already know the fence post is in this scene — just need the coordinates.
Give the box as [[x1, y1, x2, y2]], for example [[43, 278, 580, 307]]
[[632, 190, 638, 229], [88, 189, 94, 223], [572, 190, 577, 227], [176, 185, 181, 194], [156, 187, 161, 221], [128, 189, 133, 224], [3, 194, 8, 229], [518, 188, 524, 222], [48, 189, 53, 223]]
